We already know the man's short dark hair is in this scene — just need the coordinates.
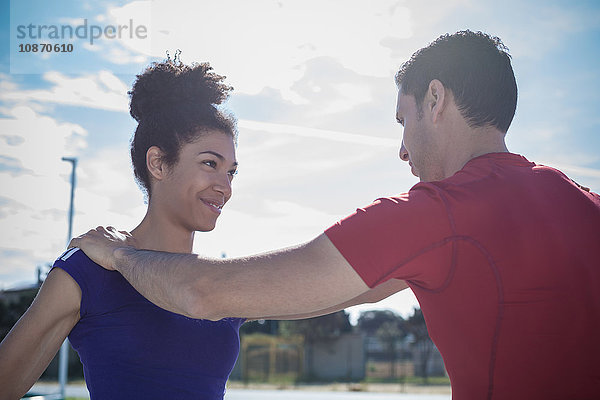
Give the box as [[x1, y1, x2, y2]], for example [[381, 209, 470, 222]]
[[395, 30, 517, 133]]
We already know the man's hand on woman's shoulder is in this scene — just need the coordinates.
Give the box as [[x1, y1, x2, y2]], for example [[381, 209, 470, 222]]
[[69, 226, 136, 271]]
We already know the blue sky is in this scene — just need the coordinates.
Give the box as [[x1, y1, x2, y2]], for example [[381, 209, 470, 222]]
[[1, 0, 599, 321]]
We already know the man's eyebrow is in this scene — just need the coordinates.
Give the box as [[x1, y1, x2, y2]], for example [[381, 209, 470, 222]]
[[198, 151, 238, 166]]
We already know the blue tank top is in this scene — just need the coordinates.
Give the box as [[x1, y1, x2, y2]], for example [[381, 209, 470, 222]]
[[53, 248, 245, 400]]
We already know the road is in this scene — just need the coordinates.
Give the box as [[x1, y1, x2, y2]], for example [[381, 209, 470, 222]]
[[30, 382, 451, 400]]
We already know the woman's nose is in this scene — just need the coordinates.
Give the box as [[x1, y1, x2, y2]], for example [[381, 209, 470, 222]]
[[213, 173, 232, 198]]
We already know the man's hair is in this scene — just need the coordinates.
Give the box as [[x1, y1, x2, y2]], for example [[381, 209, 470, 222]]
[[395, 30, 517, 133]]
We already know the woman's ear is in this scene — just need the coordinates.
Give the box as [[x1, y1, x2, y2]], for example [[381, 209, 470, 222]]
[[426, 79, 447, 123], [146, 146, 166, 181]]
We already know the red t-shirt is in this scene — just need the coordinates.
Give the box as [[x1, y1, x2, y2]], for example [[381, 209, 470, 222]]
[[325, 153, 600, 399]]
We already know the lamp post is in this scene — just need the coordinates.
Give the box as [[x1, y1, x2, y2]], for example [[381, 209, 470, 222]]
[[59, 157, 77, 399]]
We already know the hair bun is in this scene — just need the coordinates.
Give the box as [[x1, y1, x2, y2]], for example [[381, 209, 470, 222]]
[[129, 61, 233, 123]]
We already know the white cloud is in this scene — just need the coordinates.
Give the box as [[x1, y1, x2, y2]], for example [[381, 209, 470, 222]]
[[0, 108, 146, 288], [0, 72, 129, 112], [324, 82, 373, 114], [0, 107, 88, 286], [238, 119, 398, 147], [0, 106, 87, 178], [72, 145, 146, 234], [57, 17, 88, 25], [195, 199, 339, 258], [102, 45, 149, 65], [106, 0, 153, 55], [62, 1, 154, 67], [346, 289, 420, 322], [140, 0, 413, 102]]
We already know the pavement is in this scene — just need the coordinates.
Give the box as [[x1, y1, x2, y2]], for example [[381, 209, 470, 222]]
[[29, 382, 89, 398], [29, 381, 451, 399]]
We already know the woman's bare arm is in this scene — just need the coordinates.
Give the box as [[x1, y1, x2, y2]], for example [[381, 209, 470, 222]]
[[0, 268, 80, 400]]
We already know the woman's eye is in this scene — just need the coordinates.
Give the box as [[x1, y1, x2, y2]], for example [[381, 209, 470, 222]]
[[202, 160, 217, 168], [228, 169, 238, 179]]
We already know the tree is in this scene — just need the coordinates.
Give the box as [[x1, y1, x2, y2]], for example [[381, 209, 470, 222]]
[[358, 310, 407, 380], [406, 308, 434, 382], [0, 292, 37, 341], [377, 320, 405, 379], [278, 310, 352, 343], [357, 309, 405, 336]]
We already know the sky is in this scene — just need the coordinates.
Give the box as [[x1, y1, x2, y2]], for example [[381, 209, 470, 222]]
[[1, 0, 599, 323]]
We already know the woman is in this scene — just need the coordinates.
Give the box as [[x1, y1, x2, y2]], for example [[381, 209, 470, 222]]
[[0, 58, 244, 399]]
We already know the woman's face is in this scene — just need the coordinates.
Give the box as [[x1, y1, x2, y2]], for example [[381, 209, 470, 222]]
[[155, 130, 238, 232]]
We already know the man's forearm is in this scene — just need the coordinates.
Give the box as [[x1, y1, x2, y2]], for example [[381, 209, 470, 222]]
[[71, 227, 371, 320], [263, 278, 409, 320], [114, 247, 210, 318], [108, 234, 370, 320]]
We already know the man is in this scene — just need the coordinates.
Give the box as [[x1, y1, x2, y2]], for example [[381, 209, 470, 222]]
[[71, 31, 600, 399]]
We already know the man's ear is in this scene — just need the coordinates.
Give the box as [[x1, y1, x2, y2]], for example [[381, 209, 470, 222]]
[[425, 79, 447, 123], [146, 146, 167, 181]]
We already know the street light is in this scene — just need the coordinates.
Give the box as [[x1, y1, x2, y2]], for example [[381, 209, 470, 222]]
[[59, 157, 77, 399]]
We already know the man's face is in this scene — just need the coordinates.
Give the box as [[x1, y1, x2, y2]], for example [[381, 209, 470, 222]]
[[396, 87, 431, 181]]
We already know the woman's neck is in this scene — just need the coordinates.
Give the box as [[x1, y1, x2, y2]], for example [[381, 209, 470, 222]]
[[130, 211, 195, 254]]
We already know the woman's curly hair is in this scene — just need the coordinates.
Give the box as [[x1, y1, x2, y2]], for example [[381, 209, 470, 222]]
[[129, 57, 237, 197]]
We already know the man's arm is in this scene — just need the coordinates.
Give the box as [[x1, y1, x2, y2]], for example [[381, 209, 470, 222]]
[[72, 229, 372, 320], [263, 278, 408, 320]]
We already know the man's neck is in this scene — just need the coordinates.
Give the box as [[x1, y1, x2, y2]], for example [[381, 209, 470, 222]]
[[434, 126, 509, 182]]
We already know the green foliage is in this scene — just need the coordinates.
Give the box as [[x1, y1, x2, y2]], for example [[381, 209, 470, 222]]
[[357, 309, 407, 336], [0, 291, 37, 341], [405, 308, 429, 342], [278, 311, 352, 343], [406, 308, 434, 381]]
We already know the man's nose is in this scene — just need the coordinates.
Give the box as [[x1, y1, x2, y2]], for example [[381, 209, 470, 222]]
[[399, 140, 409, 162]]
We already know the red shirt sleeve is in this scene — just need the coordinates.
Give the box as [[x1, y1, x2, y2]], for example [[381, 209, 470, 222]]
[[324, 184, 455, 289]]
